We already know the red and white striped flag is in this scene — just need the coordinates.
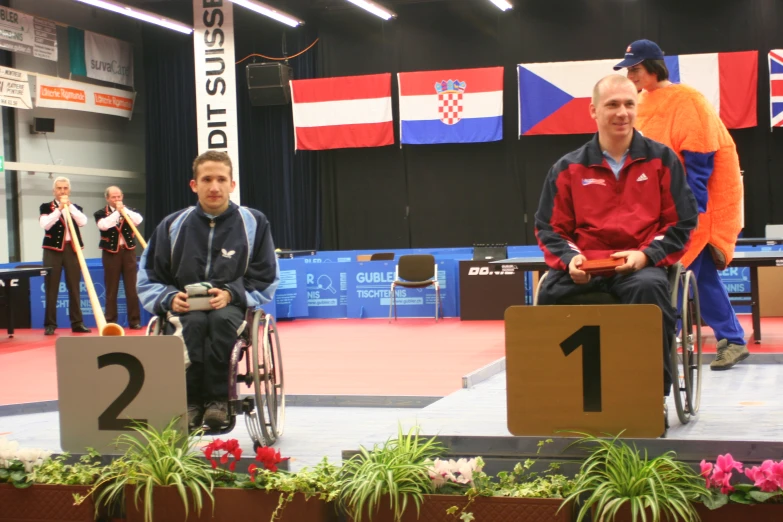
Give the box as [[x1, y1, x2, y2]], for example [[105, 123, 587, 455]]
[[290, 73, 394, 150]]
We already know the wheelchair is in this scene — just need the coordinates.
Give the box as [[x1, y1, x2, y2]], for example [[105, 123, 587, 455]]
[[534, 262, 703, 426], [146, 307, 285, 448]]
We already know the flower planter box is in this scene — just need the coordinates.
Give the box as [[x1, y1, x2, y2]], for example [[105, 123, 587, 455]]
[[602, 502, 783, 522], [0, 483, 96, 522], [351, 495, 572, 522], [695, 502, 783, 522], [124, 486, 338, 522]]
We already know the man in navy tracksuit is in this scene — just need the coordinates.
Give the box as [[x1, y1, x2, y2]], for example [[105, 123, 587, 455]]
[[138, 151, 279, 430], [535, 75, 698, 410]]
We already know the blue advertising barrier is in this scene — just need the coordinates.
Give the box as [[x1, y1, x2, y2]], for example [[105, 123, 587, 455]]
[[305, 261, 348, 318], [28, 263, 152, 328], [274, 259, 308, 318], [346, 259, 457, 318]]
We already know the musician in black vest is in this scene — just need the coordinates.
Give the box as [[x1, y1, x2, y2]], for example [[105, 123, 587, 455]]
[[40, 176, 91, 336], [94, 186, 143, 329]]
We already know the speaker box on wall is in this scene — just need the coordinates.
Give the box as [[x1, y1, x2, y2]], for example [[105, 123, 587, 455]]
[[31, 117, 55, 134], [246, 63, 293, 106]]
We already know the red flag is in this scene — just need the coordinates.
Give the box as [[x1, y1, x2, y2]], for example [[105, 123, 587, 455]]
[[290, 73, 394, 151]]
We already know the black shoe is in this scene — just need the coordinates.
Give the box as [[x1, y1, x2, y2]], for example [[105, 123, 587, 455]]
[[71, 324, 92, 333], [188, 403, 204, 430], [129, 324, 143, 330], [203, 400, 229, 430], [44, 326, 56, 336]]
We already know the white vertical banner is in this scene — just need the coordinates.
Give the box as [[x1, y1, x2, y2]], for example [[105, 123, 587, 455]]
[[193, 0, 240, 203]]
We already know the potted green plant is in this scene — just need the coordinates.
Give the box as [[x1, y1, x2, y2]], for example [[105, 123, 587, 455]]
[[77, 419, 215, 522], [563, 432, 708, 522], [440, 439, 576, 522], [0, 436, 101, 522], [338, 424, 445, 522], [697, 453, 783, 521], [79, 420, 340, 522]]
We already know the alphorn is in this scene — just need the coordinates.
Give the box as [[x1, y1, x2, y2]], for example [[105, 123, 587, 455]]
[[118, 207, 147, 250], [61, 204, 125, 336]]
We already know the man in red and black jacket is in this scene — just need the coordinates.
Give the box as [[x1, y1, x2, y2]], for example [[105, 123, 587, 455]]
[[534, 75, 698, 399], [40, 176, 91, 336]]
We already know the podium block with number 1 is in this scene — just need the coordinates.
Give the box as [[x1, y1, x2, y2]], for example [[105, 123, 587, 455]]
[[505, 305, 664, 438]]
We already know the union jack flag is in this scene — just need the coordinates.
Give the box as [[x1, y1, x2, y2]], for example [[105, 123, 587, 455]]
[[582, 178, 606, 186], [771, 50, 783, 128]]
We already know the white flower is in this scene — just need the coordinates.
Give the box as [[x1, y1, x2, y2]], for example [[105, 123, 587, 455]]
[[15, 448, 52, 473], [0, 437, 20, 468]]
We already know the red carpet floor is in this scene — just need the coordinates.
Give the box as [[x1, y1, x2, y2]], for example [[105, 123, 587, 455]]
[[1, 315, 782, 407]]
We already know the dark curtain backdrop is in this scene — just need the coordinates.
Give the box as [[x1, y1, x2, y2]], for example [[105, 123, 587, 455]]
[[140, 0, 783, 249], [142, 23, 199, 228], [234, 15, 320, 250], [315, 0, 783, 249]]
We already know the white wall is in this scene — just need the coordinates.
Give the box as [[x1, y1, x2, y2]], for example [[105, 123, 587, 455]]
[[3, 0, 147, 262]]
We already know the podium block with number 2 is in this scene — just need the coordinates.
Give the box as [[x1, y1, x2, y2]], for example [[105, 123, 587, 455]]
[[505, 305, 664, 438], [56, 337, 188, 454]]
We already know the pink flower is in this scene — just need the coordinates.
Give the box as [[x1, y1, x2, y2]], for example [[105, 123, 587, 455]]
[[715, 454, 744, 475], [711, 454, 743, 492], [700, 460, 713, 488]]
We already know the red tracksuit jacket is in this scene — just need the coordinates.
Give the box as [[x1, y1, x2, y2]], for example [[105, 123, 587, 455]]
[[535, 131, 698, 272]]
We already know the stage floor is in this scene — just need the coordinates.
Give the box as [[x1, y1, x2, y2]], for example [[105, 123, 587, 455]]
[[1, 315, 782, 471]]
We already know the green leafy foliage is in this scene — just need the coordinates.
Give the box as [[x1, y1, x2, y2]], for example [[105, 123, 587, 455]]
[[338, 424, 446, 522], [446, 439, 575, 520], [563, 432, 708, 522], [249, 457, 342, 521], [0, 460, 32, 489], [31, 449, 105, 486]]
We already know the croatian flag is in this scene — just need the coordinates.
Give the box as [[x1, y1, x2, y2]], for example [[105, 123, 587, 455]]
[[397, 67, 503, 145], [290, 73, 394, 151], [771, 50, 783, 128], [518, 51, 758, 136]]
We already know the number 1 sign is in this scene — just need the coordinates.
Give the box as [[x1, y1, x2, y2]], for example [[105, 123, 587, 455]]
[[505, 305, 664, 438], [56, 337, 188, 454]]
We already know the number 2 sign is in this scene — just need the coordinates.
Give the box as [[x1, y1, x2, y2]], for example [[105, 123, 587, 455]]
[[56, 337, 188, 454], [505, 305, 664, 438]]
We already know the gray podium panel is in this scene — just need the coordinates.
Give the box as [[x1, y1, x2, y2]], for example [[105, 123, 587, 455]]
[[56, 336, 188, 454]]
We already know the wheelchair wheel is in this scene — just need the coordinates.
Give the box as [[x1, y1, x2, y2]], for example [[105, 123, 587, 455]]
[[264, 315, 285, 438], [682, 270, 703, 415], [671, 270, 702, 425], [248, 311, 276, 446], [146, 316, 161, 336]]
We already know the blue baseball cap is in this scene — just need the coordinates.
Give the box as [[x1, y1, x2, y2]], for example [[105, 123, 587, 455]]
[[613, 39, 665, 70]]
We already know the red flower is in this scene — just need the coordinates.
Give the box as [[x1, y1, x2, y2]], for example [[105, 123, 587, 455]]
[[203, 438, 242, 474], [253, 446, 289, 473]]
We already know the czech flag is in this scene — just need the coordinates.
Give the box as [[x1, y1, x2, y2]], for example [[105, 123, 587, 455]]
[[398, 66, 503, 145], [518, 51, 758, 136]]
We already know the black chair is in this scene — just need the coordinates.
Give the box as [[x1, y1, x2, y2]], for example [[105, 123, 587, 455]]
[[388, 254, 441, 322]]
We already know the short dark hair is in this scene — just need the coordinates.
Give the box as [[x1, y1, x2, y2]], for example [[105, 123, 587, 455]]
[[192, 151, 233, 180], [640, 59, 669, 82]]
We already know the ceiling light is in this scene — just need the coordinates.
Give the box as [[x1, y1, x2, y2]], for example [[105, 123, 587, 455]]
[[73, 0, 193, 34], [228, 0, 304, 27], [346, 0, 397, 20], [488, 0, 513, 11]]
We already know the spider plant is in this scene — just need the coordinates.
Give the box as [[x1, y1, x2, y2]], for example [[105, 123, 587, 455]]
[[339, 424, 445, 522], [563, 432, 708, 522], [78, 419, 214, 522]]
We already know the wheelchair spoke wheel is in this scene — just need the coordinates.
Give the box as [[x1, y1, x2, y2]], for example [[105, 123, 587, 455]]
[[265, 316, 285, 438], [683, 271, 703, 415], [669, 267, 691, 425], [250, 311, 276, 446]]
